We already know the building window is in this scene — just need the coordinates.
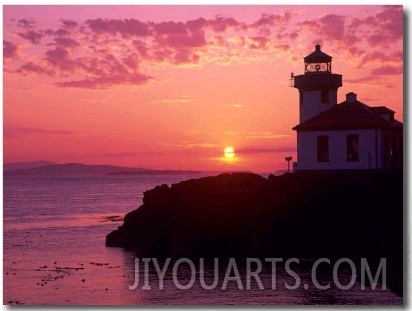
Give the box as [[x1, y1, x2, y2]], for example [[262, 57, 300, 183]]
[[347, 134, 359, 161], [321, 89, 329, 103], [317, 136, 329, 162]]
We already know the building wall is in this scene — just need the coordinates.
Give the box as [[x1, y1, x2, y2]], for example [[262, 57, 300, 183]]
[[300, 90, 337, 122], [380, 129, 403, 170], [296, 129, 382, 170]]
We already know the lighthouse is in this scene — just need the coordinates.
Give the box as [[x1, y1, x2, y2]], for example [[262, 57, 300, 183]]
[[291, 45, 403, 171], [293, 44, 342, 123]]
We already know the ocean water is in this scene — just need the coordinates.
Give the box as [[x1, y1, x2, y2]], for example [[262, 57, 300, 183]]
[[3, 174, 403, 305]]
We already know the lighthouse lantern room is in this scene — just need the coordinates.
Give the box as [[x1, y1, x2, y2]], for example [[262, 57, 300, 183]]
[[293, 44, 342, 123]]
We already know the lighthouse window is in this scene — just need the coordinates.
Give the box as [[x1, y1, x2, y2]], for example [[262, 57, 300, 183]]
[[321, 89, 329, 103], [317, 136, 329, 162], [346, 135, 359, 161]]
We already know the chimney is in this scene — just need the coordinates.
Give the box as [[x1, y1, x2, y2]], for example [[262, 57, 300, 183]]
[[346, 92, 357, 103]]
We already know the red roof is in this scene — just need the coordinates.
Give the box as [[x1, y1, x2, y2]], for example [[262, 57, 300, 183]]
[[370, 106, 395, 115], [293, 100, 403, 131]]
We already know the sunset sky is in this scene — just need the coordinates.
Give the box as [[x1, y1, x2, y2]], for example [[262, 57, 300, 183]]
[[3, 5, 403, 172]]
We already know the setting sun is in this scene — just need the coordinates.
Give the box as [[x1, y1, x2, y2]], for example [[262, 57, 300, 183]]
[[224, 147, 235, 158]]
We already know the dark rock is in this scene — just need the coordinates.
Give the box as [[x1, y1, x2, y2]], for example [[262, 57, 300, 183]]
[[106, 170, 403, 295]]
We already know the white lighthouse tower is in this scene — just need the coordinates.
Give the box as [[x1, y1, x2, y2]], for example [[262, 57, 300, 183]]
[[293, 44, 342, 122]]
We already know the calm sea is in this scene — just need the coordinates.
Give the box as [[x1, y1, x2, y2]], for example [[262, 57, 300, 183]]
[[3, 174, 403, 305]]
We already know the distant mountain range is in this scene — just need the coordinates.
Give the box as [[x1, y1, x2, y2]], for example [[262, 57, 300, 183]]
[[107, 170, 202, 176], [4, 161, 59, 171], [3, 162, 205, 177]]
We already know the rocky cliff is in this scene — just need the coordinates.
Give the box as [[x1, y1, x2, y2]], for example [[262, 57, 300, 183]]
[[107, 171, 402, 264], [106, 171, 403, 296]]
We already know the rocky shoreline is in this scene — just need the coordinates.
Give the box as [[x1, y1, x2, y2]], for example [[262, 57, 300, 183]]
[[106, 170, 403, 296]]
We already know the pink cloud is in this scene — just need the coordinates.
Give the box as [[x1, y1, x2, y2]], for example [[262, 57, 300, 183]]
[[375, 5, 403, 39], [349, 15, 376, 29], [18, 62, 55, 76], [251, 13, 279, 28], [150, 49, 174, 63], [54, 37, 80, 49], [3, 40, 18, 58], [347, 6, 402, 48], [173, 49, 200, 64], [55, 72, 151, 89], [5, 7, 403, 91], [86, 18, 151, 37], [161, 29, 207, 48], [122, 53, 139, 69], [371, 65, 402, 75], [358, 51, 402, 67], [212, 35, 227, 47], [249, 36, 271, 50], [17, 18, 35, 28], [41, 45, 153, 88], [347, 46, 365, 58], [61, 19, 78, 29], [153, 21, 187, 35], [54, 28, 71, 37], [250, 12, 293, 29], [137, 20, 208, 64], [78, 54, 118, 76], [289, 32, 298, 39], [186, 18, 208, 32], [132, 40, 149, 57], [18, 30, 43, 44], [300, 14, 345, 42], [208, 16, 241, 32], [9, 13, 293, 85], [45, 47, 77, 71], [319, 14, 345, 40], [297, 6, 402, 67], [300, 19, 317, 29]]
